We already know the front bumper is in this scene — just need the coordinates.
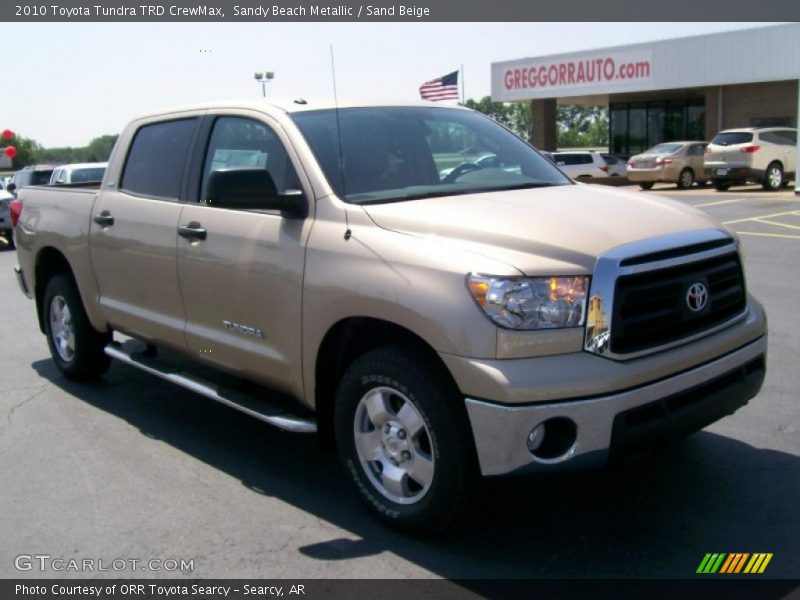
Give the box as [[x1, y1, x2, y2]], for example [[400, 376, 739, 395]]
[[447, 295, 767, 477], [464, 336, 766, 476]]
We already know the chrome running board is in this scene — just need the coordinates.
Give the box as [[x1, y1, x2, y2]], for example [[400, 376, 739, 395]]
[[104, 343, 317, 433]]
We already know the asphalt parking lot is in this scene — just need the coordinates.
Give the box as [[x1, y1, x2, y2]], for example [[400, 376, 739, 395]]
[[0, 185, 798, 582]]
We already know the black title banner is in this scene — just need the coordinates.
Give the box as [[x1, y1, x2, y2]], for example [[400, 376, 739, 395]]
[[2, 0, 799, 21]]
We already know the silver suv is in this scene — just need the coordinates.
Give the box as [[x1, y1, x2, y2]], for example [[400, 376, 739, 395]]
[[705, 127, 797, 191]]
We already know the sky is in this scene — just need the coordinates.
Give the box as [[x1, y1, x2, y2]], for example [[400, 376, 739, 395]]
[[0, 22, 782, 147]]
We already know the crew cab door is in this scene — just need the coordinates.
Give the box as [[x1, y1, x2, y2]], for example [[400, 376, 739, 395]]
[[175, 112, 314, 398], [90, 115, 201, 349]]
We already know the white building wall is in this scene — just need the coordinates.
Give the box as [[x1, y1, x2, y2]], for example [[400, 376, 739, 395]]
[[492, 23, 800, 102]]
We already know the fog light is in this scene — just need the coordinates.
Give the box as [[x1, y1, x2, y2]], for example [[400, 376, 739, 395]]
[[527, 423, 546, 452]]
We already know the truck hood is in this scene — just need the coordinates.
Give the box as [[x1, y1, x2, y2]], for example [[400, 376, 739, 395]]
[[361, 183, 723, 274]]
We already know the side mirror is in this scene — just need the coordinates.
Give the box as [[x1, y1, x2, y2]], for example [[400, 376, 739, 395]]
[[6, 182, 16, 193], [205, 168, 307, 219]]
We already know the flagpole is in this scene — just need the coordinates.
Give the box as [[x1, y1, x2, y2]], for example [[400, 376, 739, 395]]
[[460, 64, 465, 104]]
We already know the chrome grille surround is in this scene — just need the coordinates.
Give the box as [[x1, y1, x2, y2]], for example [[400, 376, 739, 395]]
[[584, 229, 748, 360]]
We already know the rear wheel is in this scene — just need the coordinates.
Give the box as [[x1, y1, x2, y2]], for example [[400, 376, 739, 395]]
[[43, 274, 111, 380], [334, 345, 477, 532], [762, 162, 784, 191], [639, 182, 654, 190], [714, 180, 731, 192], [677, 168, 695, 190]]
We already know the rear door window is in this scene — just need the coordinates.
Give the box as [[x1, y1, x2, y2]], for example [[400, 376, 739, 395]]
[[121, 118, 197, 200], [710, 132, 753, 146], [199, 116, 300, 204], [555, 153, 593, 166]]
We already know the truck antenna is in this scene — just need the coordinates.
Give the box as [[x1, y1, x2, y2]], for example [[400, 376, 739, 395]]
[[330, 44, 350, 239]]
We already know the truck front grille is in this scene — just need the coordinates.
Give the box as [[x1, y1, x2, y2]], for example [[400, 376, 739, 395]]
[[610, 252, 746, 354]]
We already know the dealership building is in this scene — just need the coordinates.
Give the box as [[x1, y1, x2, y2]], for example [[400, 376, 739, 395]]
[[491, 23, 800, 163]]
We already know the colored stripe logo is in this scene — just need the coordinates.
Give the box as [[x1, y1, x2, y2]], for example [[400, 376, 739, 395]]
[[697, 553, 773, 574]]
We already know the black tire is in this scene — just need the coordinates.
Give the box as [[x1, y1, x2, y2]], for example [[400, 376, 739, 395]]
[[762, 162, 784, 192], [677, 168, 695, 190], [43, 273, 111, 380], [334, 345, 478, 532], [639, 182, 654, 190], [714, 180, 731, 192]]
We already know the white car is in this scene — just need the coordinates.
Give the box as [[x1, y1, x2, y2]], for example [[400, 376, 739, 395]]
[[600, 153, 627, 177], [704, 127, 797, 191], [551, 151, 611, 179], [49, 162, 108, 186]]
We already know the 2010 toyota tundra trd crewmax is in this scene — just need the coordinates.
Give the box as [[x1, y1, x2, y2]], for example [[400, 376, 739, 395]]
[[12, 100, 767, 531]]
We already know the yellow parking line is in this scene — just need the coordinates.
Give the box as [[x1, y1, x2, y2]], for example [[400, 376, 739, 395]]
[[735, 231, 800, 240], [723, 211, 800, 225], [693, 199, 746, 208], [753, 219, 800, 231]]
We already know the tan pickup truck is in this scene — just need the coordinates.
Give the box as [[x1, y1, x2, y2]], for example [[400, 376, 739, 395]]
[[12, 100, 767, 531]]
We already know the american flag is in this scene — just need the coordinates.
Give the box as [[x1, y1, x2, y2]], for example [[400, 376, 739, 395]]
[[419, 70, 460, 101]]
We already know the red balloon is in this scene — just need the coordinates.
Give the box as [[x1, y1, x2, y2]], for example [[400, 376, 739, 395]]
[[1, 129, 12, 141], [4, 146, 17, 158]]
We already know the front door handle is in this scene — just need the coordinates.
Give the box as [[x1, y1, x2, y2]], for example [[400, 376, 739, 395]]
[[93, 211, 115, 227], [178, 222, 207, 240]]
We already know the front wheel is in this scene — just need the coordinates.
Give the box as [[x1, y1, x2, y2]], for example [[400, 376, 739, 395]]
[[334, 345, 477, 532], [43, 273, 111, 380]]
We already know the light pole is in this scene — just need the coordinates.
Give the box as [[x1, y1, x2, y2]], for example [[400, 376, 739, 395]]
[[254, 71, 275, 97]]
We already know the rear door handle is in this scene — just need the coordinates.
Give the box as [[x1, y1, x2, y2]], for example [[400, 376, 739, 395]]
[[178, 222, 207, 240], [93, 211, 115, 227]]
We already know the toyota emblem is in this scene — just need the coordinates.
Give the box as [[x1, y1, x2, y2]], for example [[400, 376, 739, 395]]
[[686, 282, 709, 313]]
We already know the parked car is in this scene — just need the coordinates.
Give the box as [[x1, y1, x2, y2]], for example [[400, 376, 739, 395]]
[[7, 165, 57, 197], [704, 127, 797, 191], [627, 141, 709, 190], [551, 151, 610, 179], [49, 162, 108, 186], [600, 153, 627, 177], [13, 100, 766, 532], [0, 187, 13, 248]]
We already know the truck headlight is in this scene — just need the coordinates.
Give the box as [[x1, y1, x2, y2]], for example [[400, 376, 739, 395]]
[[467, 274, 589, 330]]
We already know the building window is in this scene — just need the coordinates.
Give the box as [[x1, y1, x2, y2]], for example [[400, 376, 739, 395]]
[[609, 99, 705, 157]]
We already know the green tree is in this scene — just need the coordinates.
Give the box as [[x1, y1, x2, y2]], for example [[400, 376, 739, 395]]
[[462, 96, 532, 141], [85, 135, 119, 162], [556, 105, 609, 148], [463, 97, 609, 148], [35, 134, 119, 164]]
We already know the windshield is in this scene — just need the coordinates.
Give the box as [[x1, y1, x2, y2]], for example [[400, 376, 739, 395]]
[[30, 171, 54, 185], [645, 143, 684, 155], [291, 107, 571, 204]]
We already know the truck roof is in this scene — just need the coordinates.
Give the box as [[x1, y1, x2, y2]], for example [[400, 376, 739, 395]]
[[133, 98, 470, 120]]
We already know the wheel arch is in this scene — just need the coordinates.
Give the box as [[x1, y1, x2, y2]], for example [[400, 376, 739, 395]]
[[34, 247, 77, 333], [313, 317, 460, 446]]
